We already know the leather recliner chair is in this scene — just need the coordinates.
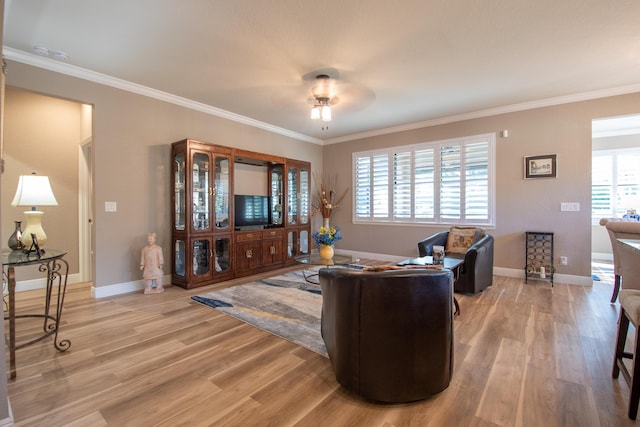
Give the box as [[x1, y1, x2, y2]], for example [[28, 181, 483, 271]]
[[319, 268, 454, 403], [417, 229, 494, 294]]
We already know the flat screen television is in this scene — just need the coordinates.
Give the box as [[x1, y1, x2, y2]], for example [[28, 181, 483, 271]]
[[234, 195, 270, 229]]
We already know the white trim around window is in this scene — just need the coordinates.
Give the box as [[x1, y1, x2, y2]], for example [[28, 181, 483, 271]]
[[592, 147, 640, 223], [352, 133, 496, 227]]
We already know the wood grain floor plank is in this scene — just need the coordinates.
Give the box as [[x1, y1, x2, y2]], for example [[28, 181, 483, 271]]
[[554, 321, 588, 385], [476, 338, 528, 425], [6, 265, 638, 426]]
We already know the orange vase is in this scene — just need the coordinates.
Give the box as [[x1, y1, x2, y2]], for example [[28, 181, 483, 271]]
[[319, 244, 334, 260]]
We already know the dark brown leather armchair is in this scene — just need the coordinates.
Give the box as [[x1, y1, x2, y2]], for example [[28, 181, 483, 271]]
[[318, 268, 454, 403], [417, 230, 494, 294]]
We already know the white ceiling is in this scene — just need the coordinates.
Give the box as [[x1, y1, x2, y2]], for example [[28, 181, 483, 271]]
[[4, 0, 640, 143]]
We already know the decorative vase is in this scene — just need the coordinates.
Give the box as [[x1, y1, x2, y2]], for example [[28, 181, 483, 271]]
[[8, 221, 25, 250], [319, 244, 334, 260], [9, 221, 24, 251], [323, 217, 330, 229]]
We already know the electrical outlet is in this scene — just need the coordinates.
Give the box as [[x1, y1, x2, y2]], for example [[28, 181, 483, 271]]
[[560, 256, 568, 265], [105, 201, 117, 212]]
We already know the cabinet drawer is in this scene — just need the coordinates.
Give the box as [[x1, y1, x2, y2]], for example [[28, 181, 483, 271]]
[[236, 231, 261, 242], [262, 229, 284, 239]]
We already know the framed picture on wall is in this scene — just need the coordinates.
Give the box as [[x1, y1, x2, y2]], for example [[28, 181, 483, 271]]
[[524, 154, 557, 179]]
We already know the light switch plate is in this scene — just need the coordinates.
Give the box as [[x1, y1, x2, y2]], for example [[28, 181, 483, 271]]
[[560, 202, 580, 211], [105, 201, 117, 212]]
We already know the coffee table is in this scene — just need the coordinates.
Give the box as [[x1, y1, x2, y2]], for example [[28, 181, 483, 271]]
[[295, 253, 361, 284], [295, 253, 359, 266], [398, 256, 463, 315]]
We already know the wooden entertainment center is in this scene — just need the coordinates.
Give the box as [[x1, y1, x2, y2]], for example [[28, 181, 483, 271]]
[[171, 138, 311, 289]]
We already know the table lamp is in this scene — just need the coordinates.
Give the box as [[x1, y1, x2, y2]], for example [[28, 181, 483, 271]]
[[11, 173, 58, 248]]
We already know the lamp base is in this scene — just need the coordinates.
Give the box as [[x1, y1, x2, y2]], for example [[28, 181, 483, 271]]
[[20, 210, 48, 247]]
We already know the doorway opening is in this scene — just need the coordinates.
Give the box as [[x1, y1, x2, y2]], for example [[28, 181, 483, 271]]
[[591, 114, 640, 285], [3, 87, 93, 288]]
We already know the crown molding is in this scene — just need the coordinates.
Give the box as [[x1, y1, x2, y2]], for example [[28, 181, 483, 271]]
[[323, 84, 640, 145], [2, 47, 323, 145], [5, 47, 640, 146]]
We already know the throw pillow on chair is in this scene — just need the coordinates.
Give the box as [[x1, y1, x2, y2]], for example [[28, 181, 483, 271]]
[[446, 226, 481, 254]]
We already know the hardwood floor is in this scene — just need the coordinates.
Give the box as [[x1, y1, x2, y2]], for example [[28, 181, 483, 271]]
[[5, 267, 639, 426]]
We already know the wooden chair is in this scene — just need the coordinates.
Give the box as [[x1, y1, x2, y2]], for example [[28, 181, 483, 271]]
[[613, 289, 640, 419], [600, 218, 640, 302]]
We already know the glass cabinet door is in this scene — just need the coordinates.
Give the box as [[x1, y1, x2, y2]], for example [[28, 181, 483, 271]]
[[288, 166, 298, 225], [193, 239, 210, 276], [214, 156, 230, 230], [300, 229, 309, 254], [192, 152, 210, 231], [174, 152, 186, 230], [270, 166, 283, 225], [287, 230, 298, 257], [300, 169, 310, 225], [174, 240, 185, 277], [214, 237, 231, 273]]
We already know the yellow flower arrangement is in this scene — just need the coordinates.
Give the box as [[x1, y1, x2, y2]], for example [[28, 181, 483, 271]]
[[312, 226, 342, 246]]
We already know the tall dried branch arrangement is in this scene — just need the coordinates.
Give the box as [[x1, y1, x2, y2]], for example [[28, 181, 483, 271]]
[[311, 173, 349, 219]]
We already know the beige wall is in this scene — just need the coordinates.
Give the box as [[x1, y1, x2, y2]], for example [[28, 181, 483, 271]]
[[323, 93, 640, 279], [7, 58, 640, 284], [5, 60, 323, 289], [3, 87, 81, 279]]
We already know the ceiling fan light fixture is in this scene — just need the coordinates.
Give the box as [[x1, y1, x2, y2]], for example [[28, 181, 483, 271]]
[[321, 105, 332, 121], [309, 74, 336, 122], [310, 105, 321, 120]]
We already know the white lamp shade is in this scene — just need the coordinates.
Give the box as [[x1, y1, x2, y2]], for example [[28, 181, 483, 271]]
[[310, 105, 320, 120], [321, 105, 332, 122], [11, 175, 58, 207]]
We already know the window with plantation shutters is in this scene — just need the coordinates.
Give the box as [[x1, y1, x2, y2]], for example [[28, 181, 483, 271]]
[[393, 151, 412, 219], [414, 148, 435, 219], [355, 156, 372, 217], [592, 149, 640, 222], [353, 133, 495, 226], [372, 154, 389, 217]]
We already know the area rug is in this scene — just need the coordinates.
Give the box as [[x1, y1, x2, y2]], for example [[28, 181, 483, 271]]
[[191, 268, 328, 357]]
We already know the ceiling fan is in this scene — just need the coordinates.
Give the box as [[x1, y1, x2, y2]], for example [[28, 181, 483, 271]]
[[267, 67, 375, 127], [308, 74, 339, 122]]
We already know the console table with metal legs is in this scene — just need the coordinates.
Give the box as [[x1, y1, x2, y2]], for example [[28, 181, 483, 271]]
[[3, 249, 71, 379]]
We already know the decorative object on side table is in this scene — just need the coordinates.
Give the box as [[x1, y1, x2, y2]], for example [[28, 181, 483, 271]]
[[432, 245, 445, 265], [27, 233, 43, 258], [11, 172, 59, 247], [141, 232, 165, 294], [313, 226, 342, 261], [8, 220, 25, 251], [624, 209, 640, 221]]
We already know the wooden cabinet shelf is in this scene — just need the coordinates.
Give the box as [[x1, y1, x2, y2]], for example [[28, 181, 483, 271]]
[[171, 139, 310, 288]]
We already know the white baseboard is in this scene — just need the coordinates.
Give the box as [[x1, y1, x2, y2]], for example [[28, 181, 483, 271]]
[[81, 251, 594, 299], [592, 252, 613, 262], [15, 273, 81, 293], [13, 272, 173, 300], [92, 274, 172, 299], [492, 266, 592, 286]]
